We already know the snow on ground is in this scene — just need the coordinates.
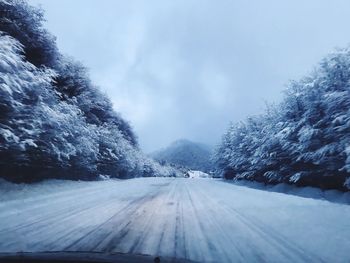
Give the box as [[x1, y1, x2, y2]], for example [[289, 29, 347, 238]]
[[230, 179, 350, 205], [187, 170, 210, 179], [0, 177, 350, 263], [0, 178, 115, 202]]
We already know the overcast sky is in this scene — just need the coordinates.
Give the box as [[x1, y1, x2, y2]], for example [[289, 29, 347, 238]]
[[29, 0, 350, 152]]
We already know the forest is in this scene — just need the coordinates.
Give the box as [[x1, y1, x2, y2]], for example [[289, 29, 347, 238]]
[[214, 47, 350, 190], [1, 0, 350, 192], [0, 0, 178, 182]]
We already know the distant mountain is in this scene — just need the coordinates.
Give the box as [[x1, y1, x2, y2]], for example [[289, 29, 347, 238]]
[[151, 139, 214, 172]]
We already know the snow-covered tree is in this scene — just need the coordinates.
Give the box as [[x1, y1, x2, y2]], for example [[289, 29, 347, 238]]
[[0, 0, 176, 182], [215, 47, 350, 191]]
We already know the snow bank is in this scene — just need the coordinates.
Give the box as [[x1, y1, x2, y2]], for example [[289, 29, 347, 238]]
[[0, 178, 111, 202], [229, 179, 350, 204], [187, 170, 211, 179]]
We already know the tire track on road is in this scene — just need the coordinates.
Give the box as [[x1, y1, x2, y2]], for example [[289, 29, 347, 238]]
[[0, 182, 126, 233], [63, 180, 173, 252], [194, 181, 325, 263], [184, 182, 249, 263]]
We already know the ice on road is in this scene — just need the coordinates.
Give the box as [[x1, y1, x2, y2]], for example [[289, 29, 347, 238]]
[[1, 178, 350, 263]]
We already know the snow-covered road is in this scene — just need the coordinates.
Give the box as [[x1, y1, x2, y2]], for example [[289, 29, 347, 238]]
[[1, 178, 350, 262]]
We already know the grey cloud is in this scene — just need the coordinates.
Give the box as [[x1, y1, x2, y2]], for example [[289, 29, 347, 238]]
[[29, 0, 350, 151]]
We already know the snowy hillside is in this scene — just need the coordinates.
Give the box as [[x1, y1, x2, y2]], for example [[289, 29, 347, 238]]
[[152, 139, 214, 172]]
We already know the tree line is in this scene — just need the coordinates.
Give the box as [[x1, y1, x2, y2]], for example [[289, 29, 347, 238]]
[[0, 0, 179, 182], [214, 47, 350, 191]]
